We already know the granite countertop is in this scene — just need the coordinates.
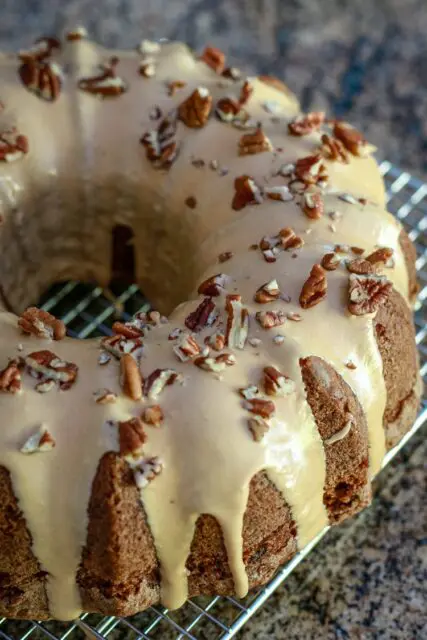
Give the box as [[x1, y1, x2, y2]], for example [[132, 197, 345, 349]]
[[1, 1, 426, 638]]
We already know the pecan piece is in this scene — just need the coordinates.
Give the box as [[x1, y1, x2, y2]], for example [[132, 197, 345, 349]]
[[295, 154, 328, 185], [321, 252, 341, 271], [141, 113, 180, 169], [112, 321, 144, 340], [288, 111, 325, 136], [240, 385, 260, 400], [66, 26, 88, 41], [263, 366, 295, 396], [232, 175, 263, 211], [198, 273, 228, 297], [185, 297, 218, 332], [78, 57, 127, 96], [299, 264, 327, 309], [18, 307, 66, 340], [238, 126, 273, 156], [205, 331, 226, 351], [239, 80, 254, 105], [320, 134, 349, 163], [248, 416, 270, 442], [0, 360, 22, 394], [348, 273, 392, 316], [200, 46, 226, 74], [264, 185, 293, 202], [243, 398, 275, 419], [21, 426, 55, 454], [139, 60, 156, 77], [225, 295, 249, 349], [120, 354, 143, 401], [254, 279, 280, 304], [119, 417, 146, 458], [25, 350, 78, 389], [279, 227, 304, 250], [346, 258, 375, 275], [142, 405, 164, 427], [178, 87, 212, 128], [144, 368, 181, 399], [173, 332, 201, 362], [194, 353, 235, 372], [132, 456, 164, 488], [333, 121, 369, 157], [0, 128, 29, 163], [256, 310, 286, 329], [366, 247, 394, 268], [19, 59, 62, 101], [166, 80, 187, 96], [216, 97, 242, 122], [302, 191, 324, 219]]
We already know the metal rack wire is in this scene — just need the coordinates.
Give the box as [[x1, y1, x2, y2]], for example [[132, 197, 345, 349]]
[[0, 161, 426, 640]]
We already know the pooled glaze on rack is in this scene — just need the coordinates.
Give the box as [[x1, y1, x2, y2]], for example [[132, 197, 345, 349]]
[[0, 33, 413, 619]]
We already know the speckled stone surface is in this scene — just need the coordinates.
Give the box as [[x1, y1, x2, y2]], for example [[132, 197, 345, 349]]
[[0, 2, 426, 639]]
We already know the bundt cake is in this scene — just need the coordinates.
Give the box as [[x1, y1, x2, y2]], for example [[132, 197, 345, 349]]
[[0, 30, 421, 621]]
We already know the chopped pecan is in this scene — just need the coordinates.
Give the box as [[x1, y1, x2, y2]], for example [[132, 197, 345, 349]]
[[19, 58, 62, 101], [279, 227, 304, 250], [144, 368, 181, 399], [320, 134, 349, 163], [223, 66, 241, 80], [243, 398, 275, 419], [120, 354, 143, 401], [225, 295, 249, 349], [232, 175, 263, 211], [78, 57, 127, 96], [194, 352, 235, 372], [112, 321, 144, 340], [132, 456, 164, 488], [321, 252, 341, 271], [248, 415, 270, 442], [185, 297, 218, 332], [256, 310, 286, 329], [288, 111, 325, 136], [351, 246, 365, 255], [93, 388, 117, 404], [215, 97, 242, 122], [238, 126, 272, 156], [173, 332, 201, 362], [119, 417, 146, 458], [141, 113, 179, 169], [166, 80, 187, 96], [302, 191, 324, 219], [142, 405, 164, 427], [101, 334, 143, 361], [295, 154, 328, 185], [366, 247, 394, 267], [346, 258, 375, 275], [139, 60, 156, 77], [348, 273, 392, 316], [219, 251, 234, 263], [0, 360, 21, 393], [254, 279, 280, 304], [25, 350, 78, 390], [0, 128, 29, 163], [239, 80, 253, 105], [198, 273, 228, 297], [299, 264, 327, 309], [240, 385, 260, 400], [66, 26, 88, 41], [263, 366, 295, 396], [333, 121, 369, 157], [21, 426, 55, 454], [178, 87, 212, 128], [200, 46, 226, 74], [205, 331, 226, 351], [18, 307, 66, 340], [264, 185, 293, 202]]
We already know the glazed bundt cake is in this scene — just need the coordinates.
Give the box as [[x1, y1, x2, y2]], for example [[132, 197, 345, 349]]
[[0, 30, 421, 621]]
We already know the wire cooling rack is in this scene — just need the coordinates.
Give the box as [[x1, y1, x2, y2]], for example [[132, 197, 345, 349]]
[[0, 161, 426, 640]]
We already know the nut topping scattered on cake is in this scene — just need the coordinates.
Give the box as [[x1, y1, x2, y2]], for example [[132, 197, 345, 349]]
[[173, 332, 201, 362], [142, 405, 164, 427], [0, 128, 29, 162], [232, 175, 263, 210], [319, 134, 349, 163], [18, 307, 66, 340], [19, 58, 63, 101], [225, 295, 249, 349], [185, 297, 218, 332], [132, 456, 164, 488], [254, 279, 281, 303], [239, 385, 260, 400], [21, 425, 56, 454], [141, 113, 180, 169], [302, 191, 324, 219], [200, 46, 226, 74], [348, 273, 392, 316], [25, 350, 78, 390], [119, 417, 146, 458], [78, 57, 127, 96], [288, 111, 325, 136], [256, 310, 287, 329], [238, 126, 273, 156], [299, 264, 327, 309], [248, 416, 270, 442], [333, 121, 370, 157], [321, 252, 341, 271], [194, 352, 236, 372], [263, 366, 295, 396], [295, 154, 328, 185], [178, 88, 212, 128], [0, 360, 22, 393], [120, 354, 143, 401], [144, 368, 182, 399], [198, 273, 228, 296], [243, 398, 275, 418]]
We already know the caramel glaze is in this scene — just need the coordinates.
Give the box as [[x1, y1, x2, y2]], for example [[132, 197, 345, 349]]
[[0, 34, 417, 619]]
